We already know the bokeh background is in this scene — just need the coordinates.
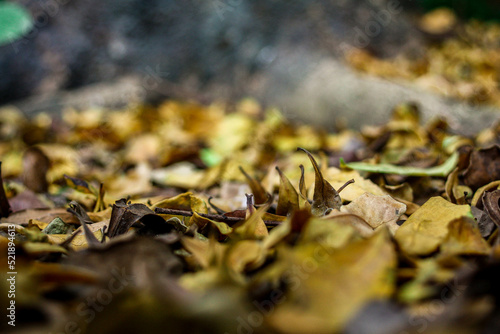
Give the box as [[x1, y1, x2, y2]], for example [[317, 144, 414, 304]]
[[1, 0, 499, 132]]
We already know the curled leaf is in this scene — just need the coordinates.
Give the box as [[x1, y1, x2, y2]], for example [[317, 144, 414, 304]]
[[298, 147, 342, 216], [108, 198, 167, 238], [483, 190, 500, 227], [463, 145, 500, 190]]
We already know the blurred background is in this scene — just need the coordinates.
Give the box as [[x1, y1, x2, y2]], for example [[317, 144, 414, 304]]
[[1, 0, 499, 133]]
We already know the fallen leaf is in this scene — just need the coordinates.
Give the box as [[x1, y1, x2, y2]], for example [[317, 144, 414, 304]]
[[482, 190, 500, 227], [268, 230, 396, 333], [440, 217, 490, 256], [299, 148, 342, 216], [463, 145, 500, 190], [341, 192, 406, 234], [22, 146, 50, 193], [239, 166, 270, 205], [276, 166, 306, 216], [395, 196, 472, 256], [340, 152, 458, 177]]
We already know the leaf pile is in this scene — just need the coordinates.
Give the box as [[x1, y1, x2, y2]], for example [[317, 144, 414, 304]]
[[1, 100, 500, 333], [347, 8, 500, 108]]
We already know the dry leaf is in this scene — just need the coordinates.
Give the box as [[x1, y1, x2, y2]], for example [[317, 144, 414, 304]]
[[395, 197, 472, 256]]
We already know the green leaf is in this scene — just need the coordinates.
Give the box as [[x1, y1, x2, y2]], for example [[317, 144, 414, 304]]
[[340, 152, 458, 177], [200, 148, 222, 167], [0, 2, 33, 46]]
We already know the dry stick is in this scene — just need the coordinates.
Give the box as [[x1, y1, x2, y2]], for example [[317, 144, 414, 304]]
[[337, 179, 355, 193], [154, 207, 283, 226]]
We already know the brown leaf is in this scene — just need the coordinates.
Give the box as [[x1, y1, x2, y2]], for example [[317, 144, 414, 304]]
[[8, 189, 49, 212], [298, 148, 342, 216], [108, 198, 168, 238], [463, 145, 500, 190], [471, 206, 496, 238], [67, 201, 101, 248], [1, 208, 76, 226], [299, 164, 307, 198], [22, 146, 50, 193], [483, 190, 500, 227]]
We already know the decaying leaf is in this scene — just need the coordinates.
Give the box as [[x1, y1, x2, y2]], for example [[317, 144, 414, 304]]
[[107, 198, 167, 238], [463, 145, 500, 190], [2, 95, 500, 334], [298, 147, 343, 216], [483, 190, 500, 228]]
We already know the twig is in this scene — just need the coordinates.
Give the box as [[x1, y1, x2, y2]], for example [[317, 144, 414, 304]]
[[337, 179, 355, 193], [154, 207, 282, 226]]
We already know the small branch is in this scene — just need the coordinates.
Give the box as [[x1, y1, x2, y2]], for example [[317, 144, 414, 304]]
[[337, 179, 355, 193], [154, 207, 282, 226]]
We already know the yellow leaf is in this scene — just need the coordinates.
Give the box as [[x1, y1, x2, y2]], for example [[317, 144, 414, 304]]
[[153, 192, 207, 214], [440, 217, 490, 256], [268, 230, 395, 333], [395, 197, 472, 256]]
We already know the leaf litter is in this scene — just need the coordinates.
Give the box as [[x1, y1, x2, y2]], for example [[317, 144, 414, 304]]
[[1, 100, 500, 333]]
